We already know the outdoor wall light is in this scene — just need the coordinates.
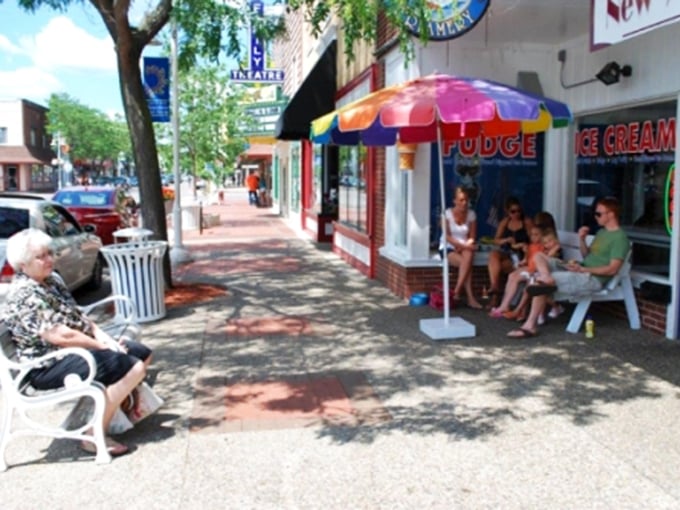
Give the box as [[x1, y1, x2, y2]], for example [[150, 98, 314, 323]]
[[559, 49, 633, 89], [595, 61, 633, 86]]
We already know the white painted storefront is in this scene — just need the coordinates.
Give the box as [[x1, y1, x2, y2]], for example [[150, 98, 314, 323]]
[[373, 14, 680, 338]]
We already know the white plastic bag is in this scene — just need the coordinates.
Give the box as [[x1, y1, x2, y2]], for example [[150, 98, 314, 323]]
[[108, 407, 134, 435], [126, 382, 164, 425]]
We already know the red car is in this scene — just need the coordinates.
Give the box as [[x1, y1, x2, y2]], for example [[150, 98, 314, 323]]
[[52, 186, 135, 245]]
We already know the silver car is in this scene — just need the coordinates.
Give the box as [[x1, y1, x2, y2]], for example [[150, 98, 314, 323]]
[[0, 193, 103, 303]]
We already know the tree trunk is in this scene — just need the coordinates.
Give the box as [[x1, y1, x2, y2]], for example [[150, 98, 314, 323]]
[[116, 35, 173, 286]]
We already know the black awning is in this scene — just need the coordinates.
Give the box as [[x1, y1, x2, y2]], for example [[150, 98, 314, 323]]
[[275, 41, 336, 141]]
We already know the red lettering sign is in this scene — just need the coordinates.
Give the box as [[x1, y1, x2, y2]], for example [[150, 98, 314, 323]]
[[444, 133, 538, 159], [575, 117, 676, 155]]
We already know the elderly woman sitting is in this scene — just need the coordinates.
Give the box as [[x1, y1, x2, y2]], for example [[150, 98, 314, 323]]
[[2, 228, 152, 456]]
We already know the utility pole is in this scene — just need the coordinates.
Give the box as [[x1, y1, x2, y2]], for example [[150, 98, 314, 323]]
[[170, 19, 192, 264]]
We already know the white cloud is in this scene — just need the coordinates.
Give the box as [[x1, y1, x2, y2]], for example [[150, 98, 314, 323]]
[[0, 34, 22, 55], [23, 16, 117, 72], [0, 67, 63, 105]]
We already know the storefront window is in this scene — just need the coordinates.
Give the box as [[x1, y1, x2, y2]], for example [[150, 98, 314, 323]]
[[27, 164, 56, 190], [575, 101, 675, 277], [311, 144, 322, 214], [430, 134, 545, 247], [291, 144, 300, 213], [338, 145, 368, 232], [310, 144, 338, 216]]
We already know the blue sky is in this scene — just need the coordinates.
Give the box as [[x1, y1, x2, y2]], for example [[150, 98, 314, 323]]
[[0, 1, 284, 118], [0, 2, 173, 117]]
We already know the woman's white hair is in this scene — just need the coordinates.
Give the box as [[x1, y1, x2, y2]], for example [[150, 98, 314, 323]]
[[6, 228, 53, 271]]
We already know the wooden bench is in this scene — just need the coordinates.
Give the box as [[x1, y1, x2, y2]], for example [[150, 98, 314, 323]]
[[0, 294, 140, 471], [556, 230, 640, 334]]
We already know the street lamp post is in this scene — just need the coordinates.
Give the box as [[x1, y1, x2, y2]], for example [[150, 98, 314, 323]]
[[169, 20, 192, 264], [51, 132, 63, 190]]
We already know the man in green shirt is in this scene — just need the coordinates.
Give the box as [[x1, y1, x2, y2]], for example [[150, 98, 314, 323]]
[[507, 197, 629, 338]]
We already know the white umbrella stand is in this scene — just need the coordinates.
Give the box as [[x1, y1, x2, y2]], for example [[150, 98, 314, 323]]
[[419, 124, 477, 340]]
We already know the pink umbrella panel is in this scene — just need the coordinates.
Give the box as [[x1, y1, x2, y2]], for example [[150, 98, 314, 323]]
[[310, 73, 572, 146]]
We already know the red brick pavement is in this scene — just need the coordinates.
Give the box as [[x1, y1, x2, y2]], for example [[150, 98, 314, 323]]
[[179, 191, 390, 433], [180, 191, 298, 245]]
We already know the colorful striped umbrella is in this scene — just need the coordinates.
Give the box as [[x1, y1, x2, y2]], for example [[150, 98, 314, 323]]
[[311, 73, 571, 145], [310, 73, 572, 335]]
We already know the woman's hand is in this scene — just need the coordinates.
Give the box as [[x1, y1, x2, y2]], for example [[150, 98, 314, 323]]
[[463, 239, 478, 251]]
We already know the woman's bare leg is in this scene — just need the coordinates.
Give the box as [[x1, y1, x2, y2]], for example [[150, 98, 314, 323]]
[[453, 251, 481, 308], [487, 251, 503, 294], [102, 361, 146, 431], [495, 270, 523, 312]]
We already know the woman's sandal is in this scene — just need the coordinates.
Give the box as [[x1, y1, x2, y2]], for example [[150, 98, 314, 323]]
[[506, 328, 537, 339], [80, 437, 129, 457]]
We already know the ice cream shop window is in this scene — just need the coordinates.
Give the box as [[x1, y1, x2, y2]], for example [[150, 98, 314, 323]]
[[575, 101, 675, 278]]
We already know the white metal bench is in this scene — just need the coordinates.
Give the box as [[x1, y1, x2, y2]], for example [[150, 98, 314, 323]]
[[556, 230, 640, 334], [0, 294, 140, 471]]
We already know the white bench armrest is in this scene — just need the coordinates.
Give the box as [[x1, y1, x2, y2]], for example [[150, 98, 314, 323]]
[[9, 347, 97, 392]]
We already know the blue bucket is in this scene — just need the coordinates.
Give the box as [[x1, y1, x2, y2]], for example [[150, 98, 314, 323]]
[[409, 292, 429, 306]]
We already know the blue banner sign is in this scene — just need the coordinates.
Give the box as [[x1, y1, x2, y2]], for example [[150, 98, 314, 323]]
[[143, 57, 170, 123]]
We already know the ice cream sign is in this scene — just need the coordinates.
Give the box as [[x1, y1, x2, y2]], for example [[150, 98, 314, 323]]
[[404, 0, 491, 41]]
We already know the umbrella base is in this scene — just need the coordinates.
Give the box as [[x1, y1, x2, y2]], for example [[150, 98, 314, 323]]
[[420, 317, 476, 340]]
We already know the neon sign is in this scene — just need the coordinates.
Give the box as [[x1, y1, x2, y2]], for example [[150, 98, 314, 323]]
[[665, 164, 674, 235]]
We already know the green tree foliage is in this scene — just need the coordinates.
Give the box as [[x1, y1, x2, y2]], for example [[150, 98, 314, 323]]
[[155, 63, 250, 195], [46, 93, 131, 169], [14, 0, 435, 285]]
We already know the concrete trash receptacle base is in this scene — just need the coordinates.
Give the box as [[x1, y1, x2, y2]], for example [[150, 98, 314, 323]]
[[100, 241, 168, 323]]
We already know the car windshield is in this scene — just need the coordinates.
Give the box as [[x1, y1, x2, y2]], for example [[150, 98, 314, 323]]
[[54, 191, 111, 207], [0, 206, 30, 238]]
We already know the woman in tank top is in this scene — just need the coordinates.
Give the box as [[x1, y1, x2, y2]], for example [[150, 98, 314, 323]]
[[486, 196, 532, 307], [439, 186, 483, 309]]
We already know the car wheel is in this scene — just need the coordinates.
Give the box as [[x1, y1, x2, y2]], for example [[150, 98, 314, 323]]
[[86, 255, 104, 291]]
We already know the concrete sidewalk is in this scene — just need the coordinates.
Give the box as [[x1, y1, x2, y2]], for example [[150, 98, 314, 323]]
[[3, 187, 680, 509]]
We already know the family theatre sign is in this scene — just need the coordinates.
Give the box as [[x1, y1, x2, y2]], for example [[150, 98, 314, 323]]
[[404, 0, 491, 40], [230, 0, 284, 84]]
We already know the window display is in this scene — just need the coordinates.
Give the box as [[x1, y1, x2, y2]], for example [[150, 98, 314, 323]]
[[575, 101, 675, 277], [338, 144, 368, 232]]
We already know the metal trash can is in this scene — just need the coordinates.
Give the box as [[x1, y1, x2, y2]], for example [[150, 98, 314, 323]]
[[181, 204, 201, 230], [113, 227, 153, 243], [100, 241, 168, 323]]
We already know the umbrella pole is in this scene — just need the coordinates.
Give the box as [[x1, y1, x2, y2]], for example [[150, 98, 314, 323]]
[[419, 123, 476, 341], [437, 123, 450, 324]]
